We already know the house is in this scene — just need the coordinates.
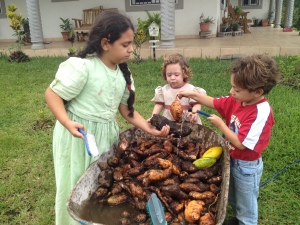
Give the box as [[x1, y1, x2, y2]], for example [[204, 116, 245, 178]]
[[0, 0, 295, 48]]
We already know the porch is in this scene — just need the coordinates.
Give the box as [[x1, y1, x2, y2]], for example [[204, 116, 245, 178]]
[[0, 26, 299, 58]]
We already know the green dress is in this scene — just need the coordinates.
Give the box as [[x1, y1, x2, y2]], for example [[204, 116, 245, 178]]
[[50, 56, 132, 225]]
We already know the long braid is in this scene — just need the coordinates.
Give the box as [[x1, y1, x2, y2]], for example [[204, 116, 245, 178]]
[[119, 63, 135, 117], [75, 11, 135, 116]]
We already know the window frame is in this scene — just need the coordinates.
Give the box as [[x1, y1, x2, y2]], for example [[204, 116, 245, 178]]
[[238, 0, 263, 9], [0, 0, 7, 19], [125, 0, 183, 12]]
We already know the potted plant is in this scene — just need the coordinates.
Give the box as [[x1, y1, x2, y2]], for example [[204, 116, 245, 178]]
[[267, 11, 273, 25], [233, 6, 244, 14], [199, 13, 214, 32], [21, 18, 31, 43], [262, 19, 268, 27], [59, 17, 72, 41], [67, 30, 77, 57], [221, 17, 232, 32], [231, 21, 241, 31]]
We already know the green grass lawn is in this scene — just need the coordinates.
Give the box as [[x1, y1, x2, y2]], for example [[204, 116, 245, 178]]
[[0, 56, 299, 224]]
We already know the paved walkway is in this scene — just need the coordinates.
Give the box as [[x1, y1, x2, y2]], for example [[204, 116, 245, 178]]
[[0, 26, 299, 58]]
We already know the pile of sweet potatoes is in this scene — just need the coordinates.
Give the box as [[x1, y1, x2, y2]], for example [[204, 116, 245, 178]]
[[92, 136, 223, 225]]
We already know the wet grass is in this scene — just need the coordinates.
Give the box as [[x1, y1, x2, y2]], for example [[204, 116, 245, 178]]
[[0, 56, 299, 224]]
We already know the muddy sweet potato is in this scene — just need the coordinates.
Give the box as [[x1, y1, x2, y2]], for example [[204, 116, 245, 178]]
[[107, 192, 129, 205], [150, 114, 192, 137], [188, 191, 216, 200], [143, 167, 173, 182], [199, 213, 215, 225], [170, 96, 183, 122], [184, 200, 205, 223]]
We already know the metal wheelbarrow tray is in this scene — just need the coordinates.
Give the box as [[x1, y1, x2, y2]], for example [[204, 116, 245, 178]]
[[67, 124, 230, 225]]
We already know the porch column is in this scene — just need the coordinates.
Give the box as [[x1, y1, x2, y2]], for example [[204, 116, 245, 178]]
[[160, 0, 175, 48], [269, 0, 276, 24], [274, 0, 283, 28], [26, 0, 45, 49], [283, 0, 294, 31]]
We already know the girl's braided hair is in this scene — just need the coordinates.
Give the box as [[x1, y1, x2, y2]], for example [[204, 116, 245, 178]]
[[77, 11, 135, 117]]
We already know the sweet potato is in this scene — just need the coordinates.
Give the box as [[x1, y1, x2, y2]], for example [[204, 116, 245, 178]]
[[157, 158, 180, 175], [188, 191, 216, 200], [93, 187, 108, 199], [209, 183, 221, 194], [161, 184, 181, 196], [113, 170, 123, 181], [129, 182, 144, 199], [97, 161, 110, 171], [98, 170, 113, 188], [134, 213, 147, 223], [107, 155, 119, 167], [181, 160, 199, 173], [184, 200, 205, 223], [207, 176, 222, 185], [143, 167, 172, 182], [170, 96, 183, 122], [164, 211, 173, 223], [107, 193, 129, 205], [163, 139, 173, 153], [170, 201, 185, 214], [180, 182, 202, 193], [199, 213, 215, 225]]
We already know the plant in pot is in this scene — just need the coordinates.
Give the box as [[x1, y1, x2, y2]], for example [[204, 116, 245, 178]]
[[221, 17, 232, 32], [21, 18, 31, 43], [231, 21, 241, 31], [199, 13, 214, 32], [67, 30, 77, 57], [267, 11, 273, 25], [59, 17, 72, 41], [233, 5, 244, 15]]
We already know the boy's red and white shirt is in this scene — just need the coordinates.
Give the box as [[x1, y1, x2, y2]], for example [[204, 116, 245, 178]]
[[214, 96, 274, 161]]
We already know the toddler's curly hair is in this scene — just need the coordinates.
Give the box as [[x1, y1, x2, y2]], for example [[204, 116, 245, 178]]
[[161, 53, 192, 82]]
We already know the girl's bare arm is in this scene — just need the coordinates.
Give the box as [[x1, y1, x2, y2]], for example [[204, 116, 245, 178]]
[[45, 87, 84, 138]]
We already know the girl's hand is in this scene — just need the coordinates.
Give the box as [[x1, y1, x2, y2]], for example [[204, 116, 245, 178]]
[[187, 112, 197, 123], [207, 114, 225, 129], [66, 120, 85, 139], [150, 124, 170, 137]]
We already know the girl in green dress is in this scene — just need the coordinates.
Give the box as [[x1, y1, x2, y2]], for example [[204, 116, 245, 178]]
[[45, 11, 170, 225]]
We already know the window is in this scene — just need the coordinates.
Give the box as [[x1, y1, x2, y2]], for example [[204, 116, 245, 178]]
[[131, 0, 161, 4], [239, 0, 262, 9], [51, 0, 78, 2], [125, 0, 183, 12], [242, 0, 260, 6], [0, 0, 6, 19]]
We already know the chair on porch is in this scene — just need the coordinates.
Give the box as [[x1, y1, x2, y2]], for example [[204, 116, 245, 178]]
[[72, 6, 118, 41], [228, 4, 251, 34]]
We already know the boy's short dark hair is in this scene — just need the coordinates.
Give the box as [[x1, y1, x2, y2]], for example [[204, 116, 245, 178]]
[[230, 54, 281, 94]]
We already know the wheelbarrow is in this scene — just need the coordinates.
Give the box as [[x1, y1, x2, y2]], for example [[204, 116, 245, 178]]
[[67, 124, 230, 225]]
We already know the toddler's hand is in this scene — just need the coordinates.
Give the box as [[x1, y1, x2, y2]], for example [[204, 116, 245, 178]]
[[187, 112, 197, 123]]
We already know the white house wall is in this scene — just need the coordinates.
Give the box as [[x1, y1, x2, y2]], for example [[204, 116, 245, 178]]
[[0, 0, 219, 41]]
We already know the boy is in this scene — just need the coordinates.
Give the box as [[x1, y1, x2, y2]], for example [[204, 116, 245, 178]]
[[178, 54, 280, 225]]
